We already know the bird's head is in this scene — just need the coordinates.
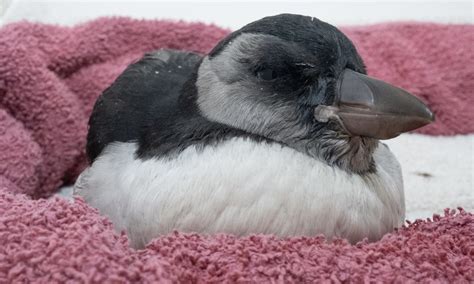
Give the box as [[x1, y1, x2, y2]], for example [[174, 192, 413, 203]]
[[195, 14, 434, 173]]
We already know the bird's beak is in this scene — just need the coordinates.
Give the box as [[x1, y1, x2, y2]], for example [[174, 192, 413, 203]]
[[314, 69, 435, 139]]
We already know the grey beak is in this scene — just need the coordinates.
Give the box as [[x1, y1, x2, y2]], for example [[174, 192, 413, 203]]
[[329, 69, 434, 139]]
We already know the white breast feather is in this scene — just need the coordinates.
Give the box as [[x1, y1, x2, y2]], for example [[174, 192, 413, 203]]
[[74, 138, 405, 248]]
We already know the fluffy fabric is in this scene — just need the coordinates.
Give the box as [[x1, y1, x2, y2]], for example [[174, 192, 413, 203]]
[[0, 17, 473, 282], [0, 188, 472, 282]]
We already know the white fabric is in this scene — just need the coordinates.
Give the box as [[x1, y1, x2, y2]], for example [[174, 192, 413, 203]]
[[385, 134, 474, 220]]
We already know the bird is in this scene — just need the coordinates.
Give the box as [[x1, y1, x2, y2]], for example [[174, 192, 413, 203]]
[[74, 14, 434, 249]]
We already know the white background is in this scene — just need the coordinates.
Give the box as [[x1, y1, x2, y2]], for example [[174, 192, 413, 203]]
[[1, 0, 472, 28]]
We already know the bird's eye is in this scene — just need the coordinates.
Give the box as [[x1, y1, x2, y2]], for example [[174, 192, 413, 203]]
[[256, 68, 277, 80]]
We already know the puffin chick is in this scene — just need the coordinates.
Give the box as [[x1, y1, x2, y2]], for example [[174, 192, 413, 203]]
[[74, 14, 434, 248]]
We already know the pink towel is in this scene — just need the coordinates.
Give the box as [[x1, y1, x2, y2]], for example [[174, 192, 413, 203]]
[[0, 17, 473, 282], [1, 188, 472, 282]]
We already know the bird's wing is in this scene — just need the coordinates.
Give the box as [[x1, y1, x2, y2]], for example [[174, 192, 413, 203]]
[[86, 49, 202, 162]]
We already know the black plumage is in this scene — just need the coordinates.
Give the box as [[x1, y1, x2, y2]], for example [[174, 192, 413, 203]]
[[87, 50, 201, 160], [87, 49, 268, 162]]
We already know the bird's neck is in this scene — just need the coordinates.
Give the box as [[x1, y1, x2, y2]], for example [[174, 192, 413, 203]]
[[304, 134, 378, 174], [265, 121, 378, 174]]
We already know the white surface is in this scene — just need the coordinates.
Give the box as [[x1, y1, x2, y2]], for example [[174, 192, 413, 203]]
[[385, 134, 474, 220], [1, 1, 472, 28]]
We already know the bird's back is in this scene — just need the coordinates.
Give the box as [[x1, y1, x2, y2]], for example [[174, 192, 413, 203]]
[[86, 49, 202, 161]]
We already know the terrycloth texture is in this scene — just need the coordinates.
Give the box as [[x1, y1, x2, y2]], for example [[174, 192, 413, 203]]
[[0, 18, 473, 282], [1, 188, 473, 282]]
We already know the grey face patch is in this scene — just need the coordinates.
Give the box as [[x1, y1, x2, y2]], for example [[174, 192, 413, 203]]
[[196, 33, 377, 174], [197, 33, 308, 142]]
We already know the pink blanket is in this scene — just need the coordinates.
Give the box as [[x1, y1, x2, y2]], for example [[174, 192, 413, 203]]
[[0, 18, 473, 282]]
